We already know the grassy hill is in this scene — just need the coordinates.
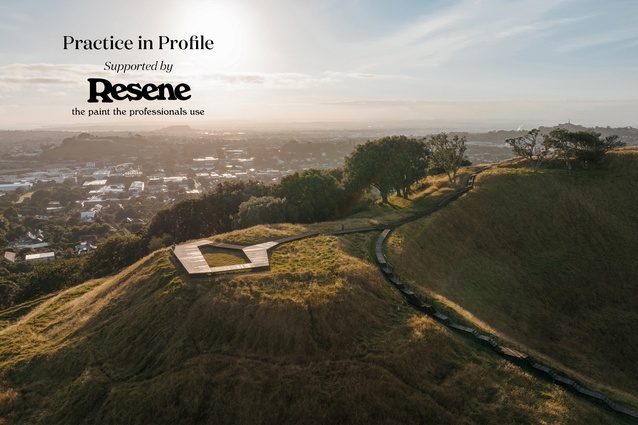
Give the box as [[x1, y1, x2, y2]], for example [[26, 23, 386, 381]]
[[0, 223, 626, 424], [387, 148, 638, 401]]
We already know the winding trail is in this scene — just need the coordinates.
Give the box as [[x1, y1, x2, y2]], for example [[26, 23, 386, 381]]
[[369, 172, 638, 420], [173, 168, 638, 419]]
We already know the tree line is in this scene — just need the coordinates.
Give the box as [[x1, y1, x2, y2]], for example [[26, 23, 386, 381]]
[[506, 128, 625, 172]]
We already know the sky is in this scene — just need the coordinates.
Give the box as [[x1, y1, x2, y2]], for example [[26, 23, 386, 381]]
[[0, 0, 637, 130]]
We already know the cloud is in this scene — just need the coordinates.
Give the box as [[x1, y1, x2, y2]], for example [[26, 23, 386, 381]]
[[323, 100, 422, 107], [0, 63, 100, 91], [353, 0, 583, 69], [557, 27, 638, 52], [0, 77, 76, 85], [495, 16, 586, 39], [323, 71, 411, 80], [193, 70, 410, 89], [193, 72, 329, 89]]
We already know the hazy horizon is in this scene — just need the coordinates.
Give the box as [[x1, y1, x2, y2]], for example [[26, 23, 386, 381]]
[[1, 0, 637, 129], [4, 119, 624, 136]]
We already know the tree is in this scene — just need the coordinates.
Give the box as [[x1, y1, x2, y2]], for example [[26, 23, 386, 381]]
[[3, 207, 19, 221], [545, 129, 625, 169], [14, 258, 85, 304], [84, 234, 147, 277], [506, 129, 551, 173], [0, 214, 8, 247], [235, 196, 291, 228], [276, 169, 345, 223], [344, 136, 429, 203], [0, 279, 18, 310], [148, 233, 173, 252], [30, 189, 51, 205], [148, 235, 164, 252], [345, 140, 393, 203], [143, 180, 268, 243], [427, 133, 468, 188], [603, 134, 625, 150], [392, 138, 430, 197]]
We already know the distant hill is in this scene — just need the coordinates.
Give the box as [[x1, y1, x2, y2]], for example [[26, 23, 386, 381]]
[[388, 148, 638, 398], [39, 133, 149, 160], [0, 223, 620, 424], [151, 125, 198, 134]]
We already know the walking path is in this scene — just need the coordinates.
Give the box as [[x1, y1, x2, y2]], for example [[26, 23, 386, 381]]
[[370, 172, 638, 420], [172, 168, 638, 419], [374, 224, 638, 420]]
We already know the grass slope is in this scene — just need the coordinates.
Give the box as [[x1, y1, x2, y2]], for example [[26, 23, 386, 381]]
[[0, 224, 625, 424], [200, 247, 249, 268], [387, 148, 638, 400]]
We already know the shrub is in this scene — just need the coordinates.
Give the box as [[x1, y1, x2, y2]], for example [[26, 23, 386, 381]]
[[84, 234, 147, 277]]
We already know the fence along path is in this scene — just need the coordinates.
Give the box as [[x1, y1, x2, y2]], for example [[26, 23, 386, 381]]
[[372, 171, 638, 420]]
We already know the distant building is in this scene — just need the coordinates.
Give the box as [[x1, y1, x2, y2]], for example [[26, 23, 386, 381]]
[[2, 251, 16, 263], [92, 169, 111, 180], [80, 211, 96, 222], [0, 175, 18, 183], [237, 157, 254, 165], [125, 170, 143, 178], [46, 201, 64, 214], [147, 179, 168, 194], [83, 179, 108, 187], [192, 156, 219, 169], [25, 252, 55, 263], [75, 241, 97, 255], [10, 229, 48, 249], [129, 181, 145, 194], [0, 182, 32, 192], [99, 184, 125, 194]]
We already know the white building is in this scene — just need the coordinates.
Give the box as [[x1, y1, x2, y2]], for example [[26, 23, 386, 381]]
[[80, 211, 96, 222], [0, 182, 32, 192], [92, 169, 111, 180], [25, 252, 55, 262], [83, 179, 108, 187], [129, 181, 145, 193], [100, 184, 125, 194]]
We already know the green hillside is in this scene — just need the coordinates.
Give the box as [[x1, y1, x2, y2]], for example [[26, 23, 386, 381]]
[[0, 224, 625, 424], [387, 148, 638, 400]]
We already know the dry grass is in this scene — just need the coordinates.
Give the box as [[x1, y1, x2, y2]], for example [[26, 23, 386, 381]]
[[212, 223, 308, 245], [0, 161, 634, 423], [270, 236, 340, 274], [200, 246, 249, 268], [387, 149, 638, 401], [0, 241, 620, 424], [0, 386, 21, 419]]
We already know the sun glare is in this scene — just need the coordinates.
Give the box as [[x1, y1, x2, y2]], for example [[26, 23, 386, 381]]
[[171, 2, 249, 70]]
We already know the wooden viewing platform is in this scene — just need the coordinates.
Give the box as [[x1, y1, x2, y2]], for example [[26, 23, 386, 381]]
[[173, 232, 318, 275], [173, 240, 278, 275]]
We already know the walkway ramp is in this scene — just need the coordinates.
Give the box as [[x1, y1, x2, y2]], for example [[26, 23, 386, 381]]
[[174, 240, 279, 275]]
